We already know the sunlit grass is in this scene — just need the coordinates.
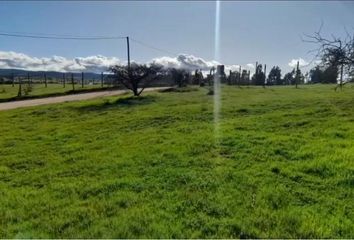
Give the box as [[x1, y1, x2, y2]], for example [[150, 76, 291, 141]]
[[0, 84, 353, 238]]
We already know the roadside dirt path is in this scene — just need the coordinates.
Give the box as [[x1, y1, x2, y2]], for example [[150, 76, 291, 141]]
[[0, 87, 168, 111]]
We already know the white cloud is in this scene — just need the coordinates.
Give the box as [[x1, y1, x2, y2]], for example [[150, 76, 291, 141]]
[[288, 58, 309, 68], [246, 63, 255, 69], [0, 51, 122, 72], [313, 60, 322, 66], [150, 54, 220, 71], [0, 51, 255, 75], [224, 64, 241, 73], [150, 54, 255, 76]]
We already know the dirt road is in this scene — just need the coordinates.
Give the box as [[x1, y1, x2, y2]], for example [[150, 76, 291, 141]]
[[0, 87, 168, 111]]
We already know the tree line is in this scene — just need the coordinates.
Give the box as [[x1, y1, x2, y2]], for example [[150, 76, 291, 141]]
[[110, 60, 353, 96], [110, 28, 354, 96]]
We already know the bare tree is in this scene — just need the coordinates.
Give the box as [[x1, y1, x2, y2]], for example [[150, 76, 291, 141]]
[[303, 23, 354, 90], [110, 63, 165, 96]]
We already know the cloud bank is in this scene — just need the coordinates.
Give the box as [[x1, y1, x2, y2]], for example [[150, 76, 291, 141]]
[[151, 54, 219, 71], [0, 51, 122, 73], [246, 63, 255, 69], [0, 51, 256, 74], [288, 58, 309, 68]]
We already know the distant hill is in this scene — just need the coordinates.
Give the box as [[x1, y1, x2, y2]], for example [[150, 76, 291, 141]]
[[0, 68, 105, 80]]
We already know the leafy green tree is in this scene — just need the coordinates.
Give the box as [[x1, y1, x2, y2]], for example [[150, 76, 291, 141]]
[[251, 64, 266, 85], [267, 66, 282, 85], [322, 65, 338, 83], [309, 66, 322, 84], [192, 69, 204, 85], [240, 70, 249, 85], [283, 69, 295, 85], [295, 67, 305, 85], [309, 65, 338, 84], [170, 68, 189, 88]]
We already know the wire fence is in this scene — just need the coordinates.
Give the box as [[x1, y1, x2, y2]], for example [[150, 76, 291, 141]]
[[0, 70, 178, 101], [0, 71, 123, 101]]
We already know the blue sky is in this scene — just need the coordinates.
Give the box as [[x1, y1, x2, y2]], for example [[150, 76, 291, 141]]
[[0, 1, 353, 73]]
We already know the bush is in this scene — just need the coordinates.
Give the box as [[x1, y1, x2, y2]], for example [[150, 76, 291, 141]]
[[23, 83, 33, 96]]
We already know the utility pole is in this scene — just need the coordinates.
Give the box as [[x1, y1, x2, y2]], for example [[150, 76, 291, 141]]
[[81, 72, 84, 88], [63, 73, 66, 88], [44, 73, 47, 88], [263, 64, 267, 88], [126, 36, 131, 73], [340, 63, 344, 91], [238, 65, 241, 87], [101, 72, 104, 88], [296, 61, 299, 89], [71, 73, 75, 91], [254, 61, 258, 87]]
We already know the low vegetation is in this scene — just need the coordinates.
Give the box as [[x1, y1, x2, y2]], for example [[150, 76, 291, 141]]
[[0, 84, 113, 102], [0, 84, 353, 238]]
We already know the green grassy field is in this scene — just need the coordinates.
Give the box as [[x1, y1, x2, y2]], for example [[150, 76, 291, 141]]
[[0, 84, 109, 101], [0, 84, 353, 238]]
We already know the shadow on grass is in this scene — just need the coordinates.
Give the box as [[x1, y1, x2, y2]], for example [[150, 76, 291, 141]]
[[158, 86, 198, 93], [73, 95, 157, 112]]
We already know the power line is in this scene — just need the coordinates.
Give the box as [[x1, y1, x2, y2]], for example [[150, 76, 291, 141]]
[[0, 32, 126, 40], [0, 30, 179, 55], [130, 37, 178, 56], [0, 31, 179, 55], [0, 30, 123, 38]]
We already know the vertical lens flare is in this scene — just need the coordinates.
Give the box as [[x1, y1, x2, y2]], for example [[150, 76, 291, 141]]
[[214, 0, 220, 62], [214, 0, 221, 143]]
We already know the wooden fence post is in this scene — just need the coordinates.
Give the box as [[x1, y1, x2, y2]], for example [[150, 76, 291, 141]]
[[27, 72, 31, 86], [44, 73, 47, 88], [12, 73, 14, 87], [17, 77, 22, 97], [71, 73, 75, 91], [81, 72, 84, 88]]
